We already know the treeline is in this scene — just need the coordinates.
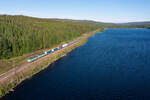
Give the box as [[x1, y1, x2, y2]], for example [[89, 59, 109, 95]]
[[0, 15, 103, 59]]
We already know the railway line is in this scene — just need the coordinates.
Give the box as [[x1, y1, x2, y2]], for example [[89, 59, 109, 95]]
[[0, 36, 83, 85]]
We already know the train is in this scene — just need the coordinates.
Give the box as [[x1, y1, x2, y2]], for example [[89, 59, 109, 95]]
[[27, 43, 68, 63]]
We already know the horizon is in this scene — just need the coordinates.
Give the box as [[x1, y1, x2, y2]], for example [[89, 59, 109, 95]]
[[1, 14, 150, 24], [0, 0, 150, 23]]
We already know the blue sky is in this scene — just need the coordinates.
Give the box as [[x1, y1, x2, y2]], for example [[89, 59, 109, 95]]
[[0, 0, 149, 23]]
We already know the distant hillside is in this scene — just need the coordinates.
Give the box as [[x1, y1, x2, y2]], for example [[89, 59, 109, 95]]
[[0, 15, 105, 59], [51, 18, 116, 27], [121, 21, 150, 25], [120, 21, 150, 28]]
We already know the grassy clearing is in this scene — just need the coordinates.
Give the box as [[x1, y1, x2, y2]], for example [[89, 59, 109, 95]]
[[0, 49, 45, 75]]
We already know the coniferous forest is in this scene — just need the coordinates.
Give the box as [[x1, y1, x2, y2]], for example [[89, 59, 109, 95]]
[[0, 15, 103, 59], [1, 15, 149, 59]]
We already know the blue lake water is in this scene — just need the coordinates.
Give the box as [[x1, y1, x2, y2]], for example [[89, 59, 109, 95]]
[[2, 29, 150, 100]]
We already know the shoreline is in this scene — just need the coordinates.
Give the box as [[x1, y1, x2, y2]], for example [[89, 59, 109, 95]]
[[0, 29, 101, 98]]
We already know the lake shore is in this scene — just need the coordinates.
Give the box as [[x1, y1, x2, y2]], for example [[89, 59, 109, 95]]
[[0, 29, 101, 98]]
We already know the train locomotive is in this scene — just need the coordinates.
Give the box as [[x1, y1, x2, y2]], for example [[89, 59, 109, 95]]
[[27, 43, 68, 63]]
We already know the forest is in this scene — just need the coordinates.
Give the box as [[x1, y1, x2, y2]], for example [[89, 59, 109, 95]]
[[0, 15, 104, 59], [1, 15, 149, 59]]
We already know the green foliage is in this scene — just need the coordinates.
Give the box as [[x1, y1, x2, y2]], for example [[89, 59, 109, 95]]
[[0, 15, 102, 59]]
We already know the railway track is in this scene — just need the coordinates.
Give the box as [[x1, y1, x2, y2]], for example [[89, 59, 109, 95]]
[[0, 36, 83, 84]]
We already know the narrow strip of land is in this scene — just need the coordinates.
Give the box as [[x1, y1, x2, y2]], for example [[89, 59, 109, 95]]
[[0, 36, 83, 84], [0, 29, 100, 97]]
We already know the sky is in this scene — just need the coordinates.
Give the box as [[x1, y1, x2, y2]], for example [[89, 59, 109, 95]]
[[0, 0, 150, 23]]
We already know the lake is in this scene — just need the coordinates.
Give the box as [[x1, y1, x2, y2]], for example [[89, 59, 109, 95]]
[[2, 28, 150, 100]]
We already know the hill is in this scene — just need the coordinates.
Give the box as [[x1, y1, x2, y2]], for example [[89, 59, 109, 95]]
[[119, 21, 150, 28], [1, 15, 149, 59], [0, 15, 105, 59]]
